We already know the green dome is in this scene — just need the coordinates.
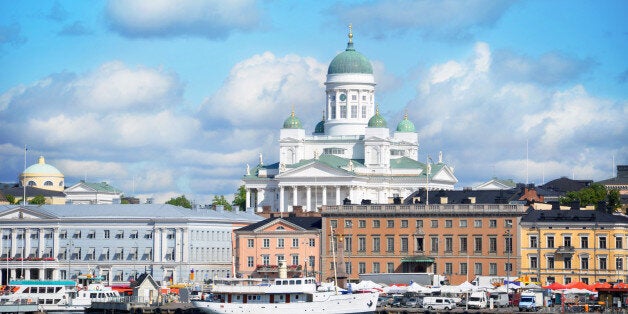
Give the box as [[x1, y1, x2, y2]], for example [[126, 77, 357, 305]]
[[396, 114, 416, 132], [368, 108, 387, 128], [327, 29, 373, 75], [314, 119, 325, 134], [23, 156, 63, 175], [283, 110, 302, 129]]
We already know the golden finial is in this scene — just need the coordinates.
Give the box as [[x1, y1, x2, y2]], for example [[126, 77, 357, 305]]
[[404, 109, 408, 120], [348, 24, 353, 43], [291, 104, 295, 117], [322, 111, 325, 121], [375, 104, 380, 115]]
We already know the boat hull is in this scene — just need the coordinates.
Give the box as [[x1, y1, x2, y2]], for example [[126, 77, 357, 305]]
[[193, 292, 378, 314]]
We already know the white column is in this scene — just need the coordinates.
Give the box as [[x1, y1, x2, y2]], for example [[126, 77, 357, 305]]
[[38, 268, 44, 280], [53, 228, 59, 260], [279, 186, 285, 212], [306, 186, 311, 212], [153, 228, 161, 262], [175, 229, 182, 263], [292, 186, 298, 211], [182, 228, 189, 263], [161, 229, 168, 262], [349, 186, 354, 204], [245, 189, 251, 209], [322, 186, 327, 206], [336, 186, 341, 205], [24, 228, 31, 258], [256, 189, 263, 211], [38, 229, 45, 258]]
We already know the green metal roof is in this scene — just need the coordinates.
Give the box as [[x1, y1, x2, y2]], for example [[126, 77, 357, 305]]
[[327, 42, 373, 75], [314, 120, 325, 134], [368, 111, 387, 128], [80, 181, 122, 193], [390, 157, 422, 169], [282, 111, 302, 129], [23, 156, 62, 176]]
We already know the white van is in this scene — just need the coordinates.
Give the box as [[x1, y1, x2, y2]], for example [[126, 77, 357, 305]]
[[422, 297, 456, 311], [468, 291, 488, 309]]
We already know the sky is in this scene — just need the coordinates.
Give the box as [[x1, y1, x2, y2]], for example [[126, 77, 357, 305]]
[[0, 0, 626, 205]]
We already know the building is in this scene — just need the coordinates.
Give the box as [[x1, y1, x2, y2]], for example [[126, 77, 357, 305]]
[[64, 180, 123, 205], [234, 215, 322, 280], [0, 204, 262, 286], [20, 156, 65, 193], [473, 178, 517, 190], [519, 203, 628, 285], [598, 165, 628, 211], [243, 28, 457, 213], [0, 185, 66, 205], [320, 202, 527, 286]]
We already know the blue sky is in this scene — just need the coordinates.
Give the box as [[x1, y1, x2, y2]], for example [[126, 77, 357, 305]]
[[1, 0, 626, 204]]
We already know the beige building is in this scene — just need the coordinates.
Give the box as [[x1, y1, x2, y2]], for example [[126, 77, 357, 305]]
[[20, 156, 64, 192]]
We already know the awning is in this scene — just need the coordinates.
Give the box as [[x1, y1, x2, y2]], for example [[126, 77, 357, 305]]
[[401, 256, 434, 263]]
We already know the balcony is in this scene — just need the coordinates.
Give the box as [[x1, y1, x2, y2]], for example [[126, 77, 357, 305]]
[[555, 246, 575, 256]]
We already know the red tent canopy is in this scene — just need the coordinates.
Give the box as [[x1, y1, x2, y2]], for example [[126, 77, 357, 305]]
[[543, 282, 566, 290], [565, 281, 593, 290], [592, 282, 611, 290], [613, 282, 628, 289]]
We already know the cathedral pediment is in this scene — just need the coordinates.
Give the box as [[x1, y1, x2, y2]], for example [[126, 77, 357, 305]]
[[277, 161, 353, 179], [0, 206, 57, 220], [431, 165, 458, 184]]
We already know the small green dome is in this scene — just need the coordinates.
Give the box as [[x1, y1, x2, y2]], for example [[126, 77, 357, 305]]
[[396, 113, 416, 132], [23, 156, 63, 175], [368, 107, 387, 128], [283, 110, 302, 129], [327, 28, 373, 75], [314, 117, 325, 133]]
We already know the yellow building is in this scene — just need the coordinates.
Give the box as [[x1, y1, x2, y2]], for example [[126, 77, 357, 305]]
[[520, 204, 628, 285]]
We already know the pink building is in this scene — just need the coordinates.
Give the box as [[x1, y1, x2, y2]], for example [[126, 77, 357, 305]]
[[234, 215, 322, 280]]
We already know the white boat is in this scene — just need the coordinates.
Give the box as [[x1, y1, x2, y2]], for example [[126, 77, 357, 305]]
[[0, 276, 120, 313], [192, 276, 378, 314]]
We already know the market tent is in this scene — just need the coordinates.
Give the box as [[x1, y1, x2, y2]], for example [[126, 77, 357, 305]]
[[383, 284, 408, 294], [350, 280, 383, 292], [544, 282, 567, 290], [565, 281, 593, 291], [407, 282, 432, 294], [592, 282, 611, 291]]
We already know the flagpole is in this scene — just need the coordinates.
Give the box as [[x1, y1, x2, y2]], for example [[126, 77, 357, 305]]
[[23, 145, 27, 206]]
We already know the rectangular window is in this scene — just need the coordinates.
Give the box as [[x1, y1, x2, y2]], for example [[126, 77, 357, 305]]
[[104, 230, 110, 239], [386, 237, 395, 252], [401, 220, 408, 228], [547, 236, 555, 248], [548, 256, 555, 269], [309, 256, 315, 269], [415, 237, 424, 252], [277, 255, 284, 265], [130, 247, 138, 260], [345, 220, 353, 228], [247, 239, 254, 248], [445, 263, 453, 275], [505, 219, 513, 228], [345, 236, 352, 252], [474, 220, 482, 228], [489, 220, 497, 228], [340, 106, 347, 118], [599, 237, 607, 249], [361, 106, 367, 118], [86, 247, 96, 261], [489, 237, 497, 253], [581, 257, 589, 269], [401, 237, 408, 252], [358, 220, 366, 228], [489, 263, 497, 276], [101, 248, 110, 261], [616, 237, 623, 249], [460, 263, 467, 275], [530, 235, 538, 248], [373, 220, 380, 228], [431, 220, 438, 228], [292, 238, 299, 248], [143, 248, 153, 260], [145, 231, 153, 239], [372, 237, 380, 252], [73, 230, 81, 239], [262, 255, 270, 265], [445, 220, 452, 228], [430, 237, 439, 253], [309, 238, 316, 247], [87, 230, 96, 239], [247, 256, 254, 267], [130, 230, 138, 239], [330, 220, 338, 228], [263, 238, 270, 248], [359, 262, 366, 274], [564, 236, 572, 247], [474, 237, 482, 253], [358, 237, 366, 252], [351, 95, 357, 101], [277, 238, 284, 248], [459, 220, 467, 228], [387, 220, 394, 228], [445, 237, 453, 253], [331, 106, 336, 119], [59, 230, 67, 239], [373, 262, 380, 273], [116, 230, 125, 239], [564, 257, 572, 269], [617, 257, 623, 270], [599, 257, 607, 270], [474, 263, 482, 275], [416, 220, 423, 228], [292, 255, 299, 266], [506, 237, 513, 253], [351, 105, 357, 118], [460, 237, 468, 253], [387, 262, 394, 273]]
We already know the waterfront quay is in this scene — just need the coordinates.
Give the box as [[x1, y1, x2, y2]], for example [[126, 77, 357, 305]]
[[87, 302, 199, 314]]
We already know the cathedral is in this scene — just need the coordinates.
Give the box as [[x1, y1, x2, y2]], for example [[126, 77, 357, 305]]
[[243, 28, 458, 212]]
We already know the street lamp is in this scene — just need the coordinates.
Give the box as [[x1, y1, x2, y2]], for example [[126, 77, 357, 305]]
[[504, 230, 511, 285], [67, 241, 74, 280]]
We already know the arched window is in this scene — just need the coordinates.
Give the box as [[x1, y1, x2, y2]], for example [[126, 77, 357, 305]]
[[59, 181, 63, 186], [28, 181, 36, 186], [44, 181, 53, 186]]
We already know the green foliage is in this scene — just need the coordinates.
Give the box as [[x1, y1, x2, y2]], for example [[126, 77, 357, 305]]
[[607, 189, 621, 212], [212, 195, 232, 211], [28, 195, 46, 205], [232, 185, 246, 211], [5, 194, 16, 205], [166, 195, 192, 209], [560, 183, 615, 210]]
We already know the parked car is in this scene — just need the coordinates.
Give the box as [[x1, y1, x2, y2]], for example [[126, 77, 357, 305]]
[[405, 297, 421, 308], [376, 296, 390, 307]]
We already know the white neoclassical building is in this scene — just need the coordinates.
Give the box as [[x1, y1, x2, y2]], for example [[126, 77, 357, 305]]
[[243, 29, 458, 212]]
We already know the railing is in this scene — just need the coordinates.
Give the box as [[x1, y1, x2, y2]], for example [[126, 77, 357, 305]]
[[322, 204, 526, 214]]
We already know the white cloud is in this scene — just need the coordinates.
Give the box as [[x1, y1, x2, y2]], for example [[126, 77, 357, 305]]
[[55, 159, 127, 179], [201, 52, 326, 128], [105, 0, 262, 39]]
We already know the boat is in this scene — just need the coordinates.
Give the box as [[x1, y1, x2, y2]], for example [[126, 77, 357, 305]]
[[192, 275, 378, 314], [0, 275, 120, 313]]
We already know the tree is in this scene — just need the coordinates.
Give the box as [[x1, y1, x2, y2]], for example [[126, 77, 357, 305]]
[[212, 195, 232, 211], [28, 195, 46, 205], [5, 194, 16, 205], [232, 185, 246, 211], [608, 189, 621, 212], [166, 195, 192, 209], [560, 183, 614, 209]]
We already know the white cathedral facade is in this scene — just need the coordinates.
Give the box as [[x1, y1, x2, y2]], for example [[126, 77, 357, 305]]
[[243, 29, 458, 212]]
